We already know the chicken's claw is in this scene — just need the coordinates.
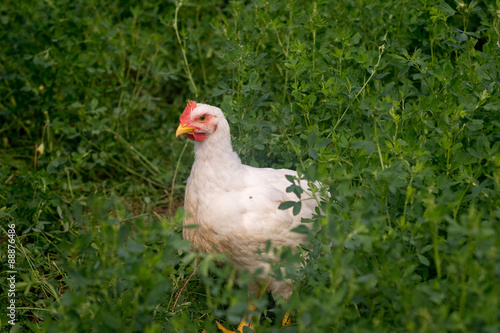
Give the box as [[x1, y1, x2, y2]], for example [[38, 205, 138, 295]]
[[216, 318, 254, 333], [281, 312, 292, 327]]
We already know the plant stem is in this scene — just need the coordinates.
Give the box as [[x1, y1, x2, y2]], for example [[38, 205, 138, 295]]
[[169, 140, 189, 215], [173, 0, 198, 97], [332, 44, 385, 134]]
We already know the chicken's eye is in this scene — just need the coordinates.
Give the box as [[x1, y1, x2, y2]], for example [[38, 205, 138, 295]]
[[198, 115, 207, 122]]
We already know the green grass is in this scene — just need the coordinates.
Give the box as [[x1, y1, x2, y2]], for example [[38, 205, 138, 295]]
[[1, 0, 499, 332]]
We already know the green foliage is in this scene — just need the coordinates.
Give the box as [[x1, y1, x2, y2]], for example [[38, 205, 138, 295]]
[[1, 0, 499, 332]]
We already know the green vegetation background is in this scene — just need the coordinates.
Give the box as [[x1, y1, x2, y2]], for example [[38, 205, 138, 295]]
[[1, 0, 499, 332]]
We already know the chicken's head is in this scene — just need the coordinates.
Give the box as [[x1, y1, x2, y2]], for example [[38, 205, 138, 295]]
[[175, 101, 221, 142]]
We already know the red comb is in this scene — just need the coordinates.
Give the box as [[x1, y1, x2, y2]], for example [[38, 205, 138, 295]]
[[180, 101, 197, 123]]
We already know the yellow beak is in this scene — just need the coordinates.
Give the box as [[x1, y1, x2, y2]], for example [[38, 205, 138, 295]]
[[176, 123, 195, 137]]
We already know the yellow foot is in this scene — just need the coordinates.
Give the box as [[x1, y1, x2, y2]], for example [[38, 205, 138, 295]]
[[216, 305, 255, 333], [281, 312, 292, 327], [216, 319, 253, 333], [207, 309, 290, 332]]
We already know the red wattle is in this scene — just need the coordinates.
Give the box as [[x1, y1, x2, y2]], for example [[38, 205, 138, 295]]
[[187, 132, 207, 142]]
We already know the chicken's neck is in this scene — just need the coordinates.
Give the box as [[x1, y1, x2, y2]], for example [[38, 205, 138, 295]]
[[191, 118, 242, 187]]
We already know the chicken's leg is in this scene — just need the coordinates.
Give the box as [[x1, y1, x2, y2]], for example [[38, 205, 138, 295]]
[[216, 305, 255, 333], [281, 312, 291, 326], [215, 306, 292, 332], [212, 278, 292, 332]]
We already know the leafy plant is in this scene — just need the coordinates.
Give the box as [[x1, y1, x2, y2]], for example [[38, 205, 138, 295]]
[[1, 0, 499, 332]]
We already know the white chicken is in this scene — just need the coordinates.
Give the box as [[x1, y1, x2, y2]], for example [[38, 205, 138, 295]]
[[176, 101, 320, 332]]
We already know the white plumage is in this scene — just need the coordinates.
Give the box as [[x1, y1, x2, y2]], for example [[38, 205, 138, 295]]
[[176, 101, 320, 301]]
